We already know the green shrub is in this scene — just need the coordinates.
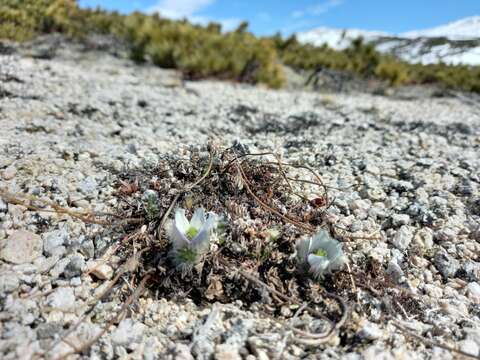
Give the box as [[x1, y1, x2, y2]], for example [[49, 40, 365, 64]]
[[0, 0, 479, 92], [375, 60, 411, 86], [275, 33, 480, 92]]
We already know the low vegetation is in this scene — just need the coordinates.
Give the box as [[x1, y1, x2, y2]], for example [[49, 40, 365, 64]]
[[1, 0, 480, 93]]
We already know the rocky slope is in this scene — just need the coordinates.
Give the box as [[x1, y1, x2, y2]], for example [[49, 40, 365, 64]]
[[0, 39, 480, 359]]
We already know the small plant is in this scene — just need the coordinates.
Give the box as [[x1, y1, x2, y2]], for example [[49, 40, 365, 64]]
[[142, 190, 160, 221], [169, 207, 217, 270], [296, 230, 348, 279]]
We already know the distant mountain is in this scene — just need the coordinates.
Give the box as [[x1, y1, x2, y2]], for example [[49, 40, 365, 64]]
[[401, 16, 480, 40], [296, 27, 387, 50], [297, 16, 480, 66]]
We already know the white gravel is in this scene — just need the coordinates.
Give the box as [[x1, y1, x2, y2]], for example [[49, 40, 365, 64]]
[[0, 40, 480, 359]]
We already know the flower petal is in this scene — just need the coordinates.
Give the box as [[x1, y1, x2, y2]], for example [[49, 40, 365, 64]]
[[329, 254, 348, 271], [170, 221, 191, 249], [314, 229, 330, 240], [191, 212, 216, 253], [190, 207, 206, 230], [175, 208, 190, 233], [324, 239, 340, 257], [296, 237, 311, 264], [307, 254, 330, 277], [190, 229, 210, 253]]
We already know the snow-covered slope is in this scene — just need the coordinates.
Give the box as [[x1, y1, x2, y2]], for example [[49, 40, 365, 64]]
[[297, 16, 480, 65], [401, 16, 480, 40], [296, 27, 387, 50]]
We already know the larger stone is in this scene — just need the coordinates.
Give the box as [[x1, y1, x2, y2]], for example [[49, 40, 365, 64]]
[[390, 225, 413, 250], [434, 250, 460, 280], [46, 287, 76, 312], [63, 255, 86, 278], [111, 318, 146, 347], [0, 272, 20, 293], [43, 228, 69, 256], [215, 344, 242, 360], [467, 282, 480, 304], [0, 230, 42, 264], [78, 176, 97, 195]]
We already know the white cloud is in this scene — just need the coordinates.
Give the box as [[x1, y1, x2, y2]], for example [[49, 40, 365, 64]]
[[291, 0, 344, 19], [148, 0, 215, 19], [147, 0, 240, 31]]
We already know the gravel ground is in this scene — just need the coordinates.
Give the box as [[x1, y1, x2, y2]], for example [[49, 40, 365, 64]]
[[1, 40, 480, 359]]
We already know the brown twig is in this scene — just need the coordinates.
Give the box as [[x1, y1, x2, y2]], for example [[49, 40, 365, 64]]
[[53, 273, 152, 360], [235, 162, 315, 233], [0, 188, 111, 225], [219, 258, 348, 345], [221, 151, 276, 173], [389, 318, 480, 360], [0, 188, 144, 226], [333, 224, 382, 241], [39, 249, 144, 359], [267, 161, 329, 207]]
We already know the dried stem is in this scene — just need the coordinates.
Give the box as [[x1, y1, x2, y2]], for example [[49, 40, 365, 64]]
[[53, 273, 152, 360], [0, 188, 142, 226], [219, 258, 348, 345], [235, 161, 315, 233], [389, 318, 480, 360]]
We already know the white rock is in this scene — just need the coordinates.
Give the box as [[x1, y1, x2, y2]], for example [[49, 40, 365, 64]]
[[467, 282, 480, 303], [215, 344, 242, 360], [390, 225, 413, 250], [386, 261, 405, 284], [46, 287, 76, 312], [88, 263, 114, 280], [64, 255, 86, 278], [70, 277, 82, 286], [0, 230, 43, 264], [459, 339, 479, 357], [34, 255, 60, 273], [359, 321, 383, 340], [424, 284, 443, 298], [111, 318, 146, 347], [362, 345, 394, 360], [43, 228, 69, 256], [0, 198, 7, 212], [435, 228, 457, 243], [365, 188, 386, 201], [0, 272, 20, 293], [172, 343, 194, 360], [78, 176, 97, 195], [2, 165, 17, 180], [350, 199, 371, 211], [391, 214, 410, 226], [413, 228, 434, 249]]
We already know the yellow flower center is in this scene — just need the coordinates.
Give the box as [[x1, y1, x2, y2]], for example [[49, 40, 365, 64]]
[[314, 248, 327, 257], [186, 226, 198, 240]]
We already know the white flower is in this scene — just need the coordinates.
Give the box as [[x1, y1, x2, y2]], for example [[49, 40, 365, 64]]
[[169, 207, 217, 266], [296, 230, 348, 279]]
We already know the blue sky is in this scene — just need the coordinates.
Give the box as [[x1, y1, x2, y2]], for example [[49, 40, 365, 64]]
[[78, 0, 480, 35]]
